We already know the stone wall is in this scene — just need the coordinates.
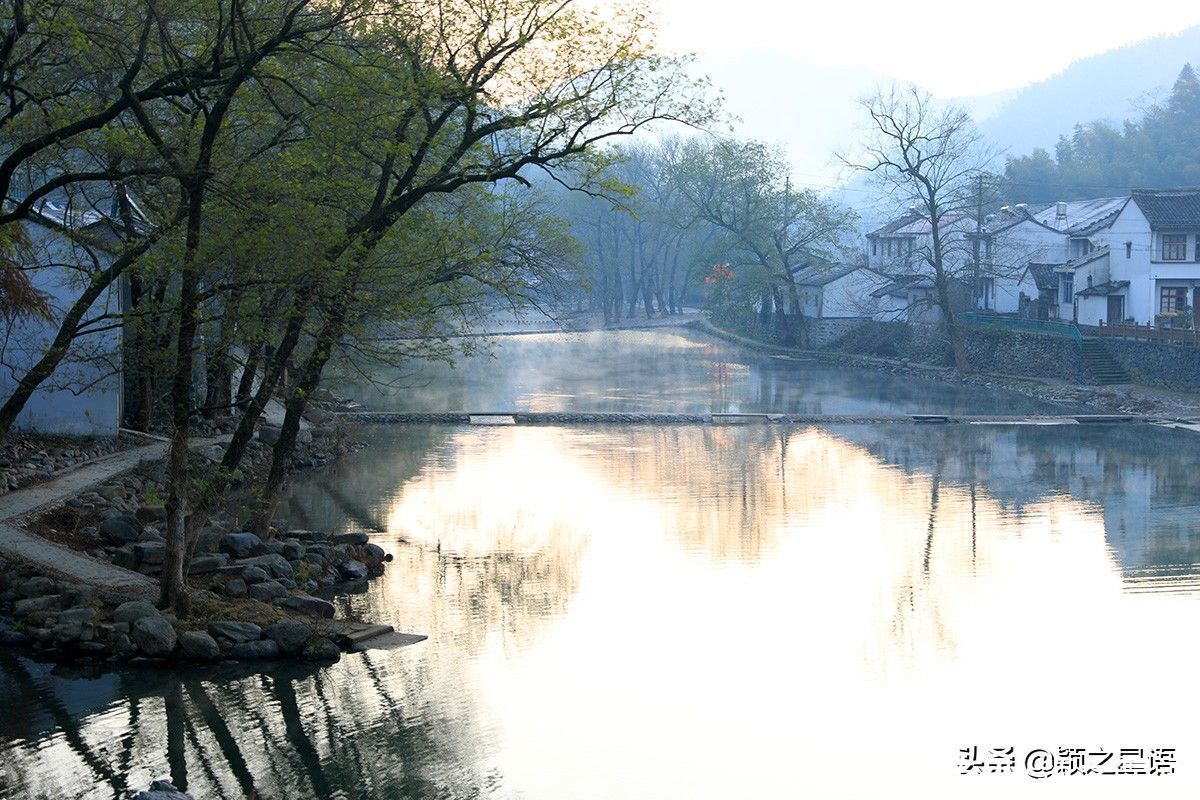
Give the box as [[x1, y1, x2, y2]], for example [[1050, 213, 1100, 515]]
[[1103, 340, 1200, 391], [960, 329, 1090, 382]]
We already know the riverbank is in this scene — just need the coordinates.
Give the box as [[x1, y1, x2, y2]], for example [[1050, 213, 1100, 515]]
[[0, 409, 412, 670], [691, 318, 1200, 421]]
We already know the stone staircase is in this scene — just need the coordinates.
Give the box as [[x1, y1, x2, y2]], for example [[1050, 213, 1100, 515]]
[[1080, 338, 1132, 385]]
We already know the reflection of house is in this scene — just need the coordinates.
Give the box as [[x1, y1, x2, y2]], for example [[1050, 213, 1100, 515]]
[[0, 199, 132, 435], [793, 264, 895, 320]]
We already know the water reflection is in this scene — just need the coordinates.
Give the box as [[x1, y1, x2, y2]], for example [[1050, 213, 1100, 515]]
[[4, 423, 1200, 799], [339, 330, 1075, 416]]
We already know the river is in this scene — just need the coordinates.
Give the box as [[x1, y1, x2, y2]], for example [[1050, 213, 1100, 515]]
[[2, 328, 1197, 799]]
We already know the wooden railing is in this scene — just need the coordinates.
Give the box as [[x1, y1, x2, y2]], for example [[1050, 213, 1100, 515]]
[[1091, 320, 1200, 347]]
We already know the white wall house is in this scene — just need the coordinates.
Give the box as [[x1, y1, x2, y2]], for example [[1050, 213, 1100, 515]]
[[972, 197, 1126, 318], [0, 202, 127, 436], [1091, 189, 1200, 328], [793, 264, 896, 320]]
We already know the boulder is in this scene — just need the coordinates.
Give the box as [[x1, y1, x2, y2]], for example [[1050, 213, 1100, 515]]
[[61, 585, 95, 607], [178, 631, 220, 661], [223, 578, 248, 598], [131, 615, 176, 657], [238, 553, 293, 580], [295, 428, 313, 445], [280, 541, 305, 561], [330, 532, 369, 546], [241, 565, 270, 585], [57, 607, 97, 624], [303, 637, 342, 662], [111, 544, 139, 570], [133, 541, 166, 566], [13, 595, 61, 616], [187, 554, 229, 575], [337, 560, 369, 582], [248, 580, 287, 602], [113, 600, 159, 625], [257, 425, 282, 445], [17, 576, 55, 597], [134, 779, 194, 800], [100, 515, 142, 545], [136, 505, 167, 524], [52, 621, 85, 643], [228, 639, 280, 660], [193, 527, 224, 554], [288, 530, 329, 542], [265, 619, 312, 655], [273, 594, 335, 619], [219, 532, 262, 559], [207, 620, 262, 643]]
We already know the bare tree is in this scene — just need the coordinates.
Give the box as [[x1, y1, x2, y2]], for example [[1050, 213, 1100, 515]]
[[841, 85, 998, 372]]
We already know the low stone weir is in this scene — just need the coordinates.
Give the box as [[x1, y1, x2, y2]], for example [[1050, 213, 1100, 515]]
[[339, 411, 1167, 426]]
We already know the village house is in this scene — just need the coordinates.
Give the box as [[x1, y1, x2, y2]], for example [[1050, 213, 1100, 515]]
[[0, 197, 134, 436], [793, 264, 899, 321]]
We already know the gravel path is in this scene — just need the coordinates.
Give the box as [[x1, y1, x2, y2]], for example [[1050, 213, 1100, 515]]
[[0, 436, 228, 599]]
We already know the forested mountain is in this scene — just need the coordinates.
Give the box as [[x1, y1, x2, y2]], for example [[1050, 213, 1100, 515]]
[[1004, 64, 1200, 201]]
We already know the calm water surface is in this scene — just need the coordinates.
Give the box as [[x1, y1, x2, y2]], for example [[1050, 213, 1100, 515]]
[[340, 329, 1077, 415], [3, 333, 1198, 800]]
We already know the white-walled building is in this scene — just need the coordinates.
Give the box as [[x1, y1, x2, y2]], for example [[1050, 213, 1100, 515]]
[[793, 264, 899, 320], [0, 201, 128, 436]]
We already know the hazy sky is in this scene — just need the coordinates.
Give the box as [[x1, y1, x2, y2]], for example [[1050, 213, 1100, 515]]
[[654, 0, 1200, 96]]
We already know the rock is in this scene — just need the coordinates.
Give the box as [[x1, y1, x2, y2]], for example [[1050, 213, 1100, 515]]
[[111, 544, 140, 570], [238, 554, 293, 580], [61, 585, 95, 607], [295, 428, 313, 445], [52, 621, 84, 642], [134, 779, 195, 800], [265, 619, 312, 654], [133, 540, 166, 565], [78, 641, 109, 656], [219, 532, 262, 559], [57, 607, 97, 624], [13, 595, 61, 616], [288, 530, 329, 542], [273, 594, 335, 619], [188, 553, 229, 574], [17, 576, 55, 597], [207, 620, 262, 643], [114, 600, 160, 625], [178, 631, 220, 661], [331, 532, 369, 546], [257, 425, 282, 445], [131, 615, 176, 657], [248, 580, 287, 602], [240, 565, 270, 584], [136, 505, 167, 524], [281, 541, 305, 561], [100, 515, 142, 544], [0, 630, 31, 646], [304, 637, 342, 662], [228, 639, 279, 660], [337, 560, 369, 582], [223, 578, 248, 598], [194, 526, 224, 554]]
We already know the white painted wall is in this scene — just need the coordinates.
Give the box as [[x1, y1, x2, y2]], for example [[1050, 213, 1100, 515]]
[[0, 222, 122, 436]]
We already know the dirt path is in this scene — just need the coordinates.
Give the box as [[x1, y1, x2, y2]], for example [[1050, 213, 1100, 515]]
[[0, 436, 227, 599]]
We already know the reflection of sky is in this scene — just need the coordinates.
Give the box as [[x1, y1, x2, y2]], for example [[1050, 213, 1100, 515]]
[[5, 423, 1200, 799], [336, 329, 1075, 416]]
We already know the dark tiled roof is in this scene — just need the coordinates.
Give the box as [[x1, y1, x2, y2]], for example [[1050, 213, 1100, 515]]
[[1054, 245, 1110, 273], [870, 273, 932, 298], [1026, 263, 1060, 292], [1131, 189, 1200, 227], [1076, 279, 1129, 297], [792, 264, 872, 286]]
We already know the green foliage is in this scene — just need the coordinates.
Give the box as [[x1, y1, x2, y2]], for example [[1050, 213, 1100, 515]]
[[1005, 64, 1200, 199]]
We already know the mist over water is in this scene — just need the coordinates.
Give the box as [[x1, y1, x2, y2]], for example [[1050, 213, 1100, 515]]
[[3, 332, 1197, 800]]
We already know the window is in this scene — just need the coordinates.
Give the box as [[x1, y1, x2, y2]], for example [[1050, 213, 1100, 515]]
[[1162, 234, 1187, 261], [1060, 274, 1074, 304], [872, 239, 877, 256], [1161, 286, 1189, 312], [1125, 241, 1132, 259], [905, 238, 914, 254]]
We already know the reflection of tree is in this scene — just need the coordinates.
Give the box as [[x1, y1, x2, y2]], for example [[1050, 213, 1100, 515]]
[[0, 651, 506, 800]]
